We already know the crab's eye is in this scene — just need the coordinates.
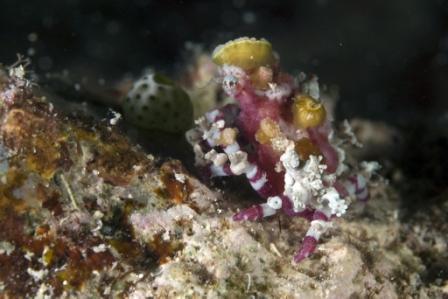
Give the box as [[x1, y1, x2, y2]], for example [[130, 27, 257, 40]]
[[222, 75, 240, 95], [223, 75, 238, 87]]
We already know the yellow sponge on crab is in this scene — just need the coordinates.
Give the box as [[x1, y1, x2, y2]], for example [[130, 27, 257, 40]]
[[292, 95, 327, 129], [212, 37, 276, 70]]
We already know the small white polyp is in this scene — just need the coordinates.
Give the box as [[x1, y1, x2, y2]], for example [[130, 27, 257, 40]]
[[267, 196, 283, 210], [224, 143, 240, 154]]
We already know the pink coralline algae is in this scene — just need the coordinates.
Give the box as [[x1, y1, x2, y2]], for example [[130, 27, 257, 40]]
[[186, 37, 379, 263]]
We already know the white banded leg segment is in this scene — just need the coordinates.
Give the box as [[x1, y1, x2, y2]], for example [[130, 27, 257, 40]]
[[344, 174, 369, 201], [354, 174, 368, 201], [209, 164, 231, 177], [205, 109, 221, 122], [294, 215, 332, 263], [253, 196, 284, 218], [245, 165, 258, 180], [224, 142, 240, 154], [356, 188, 369, 201], [343, 180, 356, 196], [246, 165, 269, 191], [261, 203, 277, 218], [249, 172, 268, 191], [305, 220, 332, 240], [233, 201, 279, 222], [245, 163, 273, 198]]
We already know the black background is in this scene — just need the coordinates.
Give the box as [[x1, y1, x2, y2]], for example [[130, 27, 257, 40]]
[[1, 0, 448, 123]]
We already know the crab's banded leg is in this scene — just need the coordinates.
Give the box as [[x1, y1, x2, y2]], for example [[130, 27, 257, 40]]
[[293, 210, 330, 263], [342, 174, 369, 201], [244, 162, 274, 198], [233, 195, 282, 221], [194, 138, 233, 179], [191, 105, 242, 179], [200, 140, 252, 178], [232, 193, 315, 223], [201, 141, 276, 198], [232, 203, 275, 221], [208, 133, 276, 197], [280, 195, 314, 221], [201, 163, 233, 178], [205, 104, 240, 124], [333, 180, 349, 198], [193, 104, 240, 149]]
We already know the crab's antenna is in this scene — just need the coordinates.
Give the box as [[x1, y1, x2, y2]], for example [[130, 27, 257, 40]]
[[8, 53, 31, 70]]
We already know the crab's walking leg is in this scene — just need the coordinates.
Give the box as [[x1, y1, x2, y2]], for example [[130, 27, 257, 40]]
[[293, 210, 331, 263], [232, 195, 281, 221], [280, 195, 314, 221], [203, 119, 275, 198], [334, 174, 369, 202], [201, 162, 233, 178], [233, 193, 315, 222], [187, 104, 241, 179], [230, 155, 285, 221], [244, 158, 275, 198], [199, 137, 248, 179], [344, 174, 369, 201]]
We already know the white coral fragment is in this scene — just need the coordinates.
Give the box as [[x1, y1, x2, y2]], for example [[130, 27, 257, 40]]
[[27, 268, 49, 282], [0, 241, 15, 256], [92, 244, 108, 253]]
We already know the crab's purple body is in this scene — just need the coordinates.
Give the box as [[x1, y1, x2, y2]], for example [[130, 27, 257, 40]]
[[186, 39, 373, 262]]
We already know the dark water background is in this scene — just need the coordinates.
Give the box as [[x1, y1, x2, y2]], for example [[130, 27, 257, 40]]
[[1, 0, 448, 123]]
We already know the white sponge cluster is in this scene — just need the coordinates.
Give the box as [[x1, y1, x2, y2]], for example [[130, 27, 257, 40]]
[[281, 144, 348, 217]]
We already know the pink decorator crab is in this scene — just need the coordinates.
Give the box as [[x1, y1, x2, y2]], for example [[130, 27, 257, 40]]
[[186, 37, 378, 263]]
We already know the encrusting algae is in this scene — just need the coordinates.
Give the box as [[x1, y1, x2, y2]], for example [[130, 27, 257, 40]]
[[0, 65, 197, 297]]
